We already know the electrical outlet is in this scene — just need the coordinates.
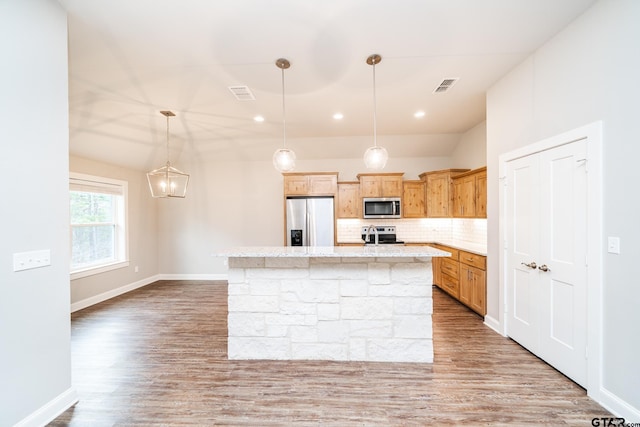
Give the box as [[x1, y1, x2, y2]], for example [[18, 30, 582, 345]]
[[607, 237, 620, 254], [13, 250, 51, 272], [134, 266, 139, 273]]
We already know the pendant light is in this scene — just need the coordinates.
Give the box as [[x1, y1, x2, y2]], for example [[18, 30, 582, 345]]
[[146, 110, 190, 198], [363, 54, 388, 170], [272, 58, 296, 173]]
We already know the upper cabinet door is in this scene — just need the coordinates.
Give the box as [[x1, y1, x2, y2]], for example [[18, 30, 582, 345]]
[[284, 175, 309, 195], [475, 170, 487, 218], [337, 182, 361, 218], [283, 173, 337, 196], [358, 175, 381, 198], [453, 174, 476, 218], [380, 175, 403, 197], [357, 173, 404, 198], [309, 175, 337, 195], [402, 181, 426, 218], [425, 172, 451, 217]]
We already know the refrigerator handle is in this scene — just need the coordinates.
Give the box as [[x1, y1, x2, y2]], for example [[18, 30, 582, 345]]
[[306, 211, 312, 246]]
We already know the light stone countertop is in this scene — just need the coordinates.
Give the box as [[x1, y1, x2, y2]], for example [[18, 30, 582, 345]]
[[215, 245, 451, 258], [336, 239, 487, 256], [429, 239, 487, 256]]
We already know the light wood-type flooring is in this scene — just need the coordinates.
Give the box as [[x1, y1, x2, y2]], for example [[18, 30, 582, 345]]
[[51, 280, 610, 426]]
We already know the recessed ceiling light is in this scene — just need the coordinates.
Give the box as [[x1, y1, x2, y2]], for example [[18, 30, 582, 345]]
[[253, 115, 265, 122], [333, 113, 344, 120], [414, 111, 426, 118]]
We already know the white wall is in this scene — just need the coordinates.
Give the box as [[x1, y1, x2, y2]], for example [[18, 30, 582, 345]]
[[69, 156, 159, 306], [450, 121, 486, 169], [486, 0, 640, 416], [0, 1, 75, 425]]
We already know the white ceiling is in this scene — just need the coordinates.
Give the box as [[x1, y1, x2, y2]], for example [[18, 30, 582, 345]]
[[60, 0, 597, 171]]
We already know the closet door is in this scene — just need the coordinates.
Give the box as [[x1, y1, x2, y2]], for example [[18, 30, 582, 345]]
[[506, 139, 588, 387], [537, 140, 588, 387], [506, 154, 541, 354]]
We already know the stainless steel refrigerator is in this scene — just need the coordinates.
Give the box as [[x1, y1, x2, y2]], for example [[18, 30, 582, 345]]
[[285, 196, 335, 246]]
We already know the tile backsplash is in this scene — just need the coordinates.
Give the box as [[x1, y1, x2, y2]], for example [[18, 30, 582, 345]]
[[337, 218, 487, 246], [452, 218, 487, 245]]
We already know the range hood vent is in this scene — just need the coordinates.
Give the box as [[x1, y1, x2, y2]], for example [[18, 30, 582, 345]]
[[228, 85, 256, 101], [433, 78, 459, 93]]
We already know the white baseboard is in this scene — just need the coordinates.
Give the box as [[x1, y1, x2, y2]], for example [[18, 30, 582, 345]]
[[598, 387, 640, 423], [71, 274, 160, 313], [71, 274, 228, 313], [483, 315, 503, 336], [14, 387, 78, 427], [157, 273, 228, 281]]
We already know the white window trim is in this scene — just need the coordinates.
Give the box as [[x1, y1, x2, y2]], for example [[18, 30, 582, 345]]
[[70, 172, 129, 281]]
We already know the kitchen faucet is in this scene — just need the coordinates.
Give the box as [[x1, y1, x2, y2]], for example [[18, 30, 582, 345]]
[[365, 225, 379, 246]]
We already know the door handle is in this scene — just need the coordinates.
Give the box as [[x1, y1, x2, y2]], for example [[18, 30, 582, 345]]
[[521, 261, 537, 269], [538, 264, 550, 272]]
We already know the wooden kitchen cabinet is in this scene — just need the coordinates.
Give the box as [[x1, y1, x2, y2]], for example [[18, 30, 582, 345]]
[[452, 167, 487, 218], [458, 250, 486, 316], [432, 243, 486, 316], [431, 243, 460, 299], [453, 174, 476, 218], [337, 182, 361, 218], [357, 173, 404, 198], [402, 180, 426, 218], [283, 173, 338, 196], [420, 169, 469, 217], [475, 169, 487, 218], [459, 264, 486, 315]]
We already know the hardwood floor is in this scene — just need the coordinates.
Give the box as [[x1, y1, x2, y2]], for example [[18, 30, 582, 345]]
[[51, 280, 609, 426]]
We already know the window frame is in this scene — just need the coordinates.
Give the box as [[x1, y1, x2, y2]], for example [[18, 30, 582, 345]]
[[69, 172, 129, 280]]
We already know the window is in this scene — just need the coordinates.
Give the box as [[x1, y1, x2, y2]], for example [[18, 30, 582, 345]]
[[70, 173, 128, 279]]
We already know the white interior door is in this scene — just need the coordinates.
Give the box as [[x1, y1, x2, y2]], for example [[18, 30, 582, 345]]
[[537, 140, 587, 386], [506, 139, 588, 387], [506, 154, 541, 353]]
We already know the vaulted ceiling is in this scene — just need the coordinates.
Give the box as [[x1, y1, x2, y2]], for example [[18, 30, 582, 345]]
[[60, 0, 597, 170]]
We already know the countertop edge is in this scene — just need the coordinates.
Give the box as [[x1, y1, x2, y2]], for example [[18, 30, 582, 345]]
[[214, 246, 451, 258], [337, 240, 487, 256]]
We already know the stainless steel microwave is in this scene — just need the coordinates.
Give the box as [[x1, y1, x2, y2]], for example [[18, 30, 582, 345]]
[[363, 197, 401, 219]]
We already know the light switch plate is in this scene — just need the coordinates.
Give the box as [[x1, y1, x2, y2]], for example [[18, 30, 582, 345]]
[[607, 237, 620, 254], [13, 250, 51, 272]]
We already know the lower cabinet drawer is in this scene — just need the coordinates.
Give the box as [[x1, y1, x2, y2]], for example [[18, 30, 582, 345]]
[[460, 250, 486, 269], [440, 258, 459, 279], [440, 273, 459, 298]]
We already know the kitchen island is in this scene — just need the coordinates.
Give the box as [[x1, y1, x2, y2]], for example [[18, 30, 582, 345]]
[[216, 245, 449, 363]]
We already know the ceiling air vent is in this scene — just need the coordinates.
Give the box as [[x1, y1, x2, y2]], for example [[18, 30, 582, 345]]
[[433, 78, 459, 94], [228, 85, 256, 101]]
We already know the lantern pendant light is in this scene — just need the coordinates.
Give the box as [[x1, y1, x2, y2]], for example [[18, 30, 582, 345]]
[[272, 58, 296, 173], [146, 110, 190, 198], [363, 54, 388, 170]]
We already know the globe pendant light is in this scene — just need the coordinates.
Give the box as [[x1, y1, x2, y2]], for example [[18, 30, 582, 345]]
[[273, 58, 296, 172], [363, 54, 388, 170], [146, 110, 190, 198]]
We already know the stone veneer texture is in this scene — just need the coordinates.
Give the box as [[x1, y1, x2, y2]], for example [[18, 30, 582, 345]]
[[227, 256, 434, 363]]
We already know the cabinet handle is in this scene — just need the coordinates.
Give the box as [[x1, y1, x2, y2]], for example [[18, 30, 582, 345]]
[[521, 261, 537, 269], [538, 264, 550, 272], [466, 257, 474, 262]]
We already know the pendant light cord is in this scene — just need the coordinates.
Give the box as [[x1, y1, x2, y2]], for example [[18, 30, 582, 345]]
[[372, 61, 377, 148], [165, 115, 170, 166], [281, 66, 287, 149]]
